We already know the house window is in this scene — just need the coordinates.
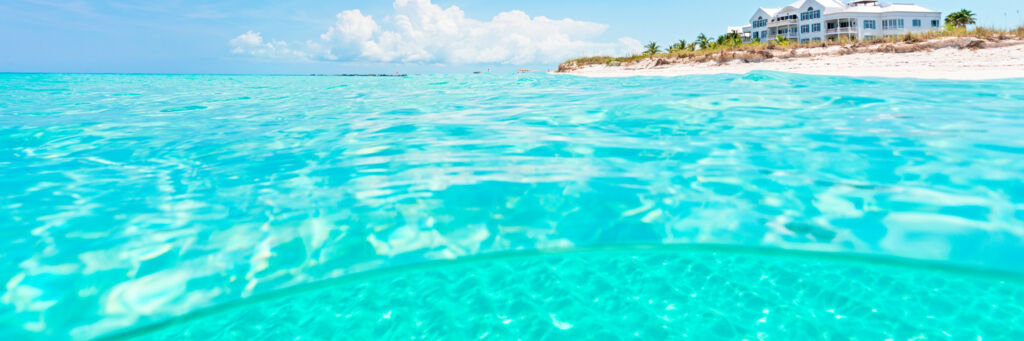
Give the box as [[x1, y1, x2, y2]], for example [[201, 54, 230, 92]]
[[865, 35, 876, 40], [801, 25, 810, 33], [811, 23, 821, 32], [753, 17, 768, 28], [931, 19, 939, 27], [863, 20, 876, 29], [882, 19, 904, 29], [800, 8, 820, 20], [913, 19, 921, 27]]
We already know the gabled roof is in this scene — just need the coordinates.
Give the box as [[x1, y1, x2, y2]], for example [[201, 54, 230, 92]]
[[765, 0, 843, 18], [743, 0, 939, 26], [750, 7, 781, 22], [786, 0, 846, 12]]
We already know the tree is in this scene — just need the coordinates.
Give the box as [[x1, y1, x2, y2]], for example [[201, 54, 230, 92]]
[[716, 32, 743, 47], [682, 40, 696, 51], [696, 34, 710, 50], [644, 41, 661, 55], [668, 39, 688, 52], [945, 9, 977, 29]]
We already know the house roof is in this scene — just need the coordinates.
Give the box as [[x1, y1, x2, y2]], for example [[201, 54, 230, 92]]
[[786, 0, 845, 12], [728, 25, 752, 33], [817, 0, 848, 8], [750, 7, 782, 22], [838, 3, 940, 14], [746, 0, 939, 24]]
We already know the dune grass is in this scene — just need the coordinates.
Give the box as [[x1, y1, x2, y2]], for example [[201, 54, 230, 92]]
[[557, 26, 1024, 72]]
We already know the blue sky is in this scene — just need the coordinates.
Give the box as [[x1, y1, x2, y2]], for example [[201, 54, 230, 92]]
[[1, 0, 1021, 74]]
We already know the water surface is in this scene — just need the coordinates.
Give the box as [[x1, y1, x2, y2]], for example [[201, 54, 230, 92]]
[[113, 246, 1024, 341], [1, 72, 1022, 339]]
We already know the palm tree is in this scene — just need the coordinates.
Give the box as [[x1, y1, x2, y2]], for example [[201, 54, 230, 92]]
[[695, 34, 710, 50], [644, 41, 661, 56], [717, 32, 743, 47], [945, 9, 977, 29], [668, 39, 688, 52], [775, 35, 789, 46], [679, 40, 696, 51]]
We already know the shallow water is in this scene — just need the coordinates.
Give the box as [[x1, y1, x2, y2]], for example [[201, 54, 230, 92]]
[[113, 246, 1024, 341], [1, 72, 1023, 339]]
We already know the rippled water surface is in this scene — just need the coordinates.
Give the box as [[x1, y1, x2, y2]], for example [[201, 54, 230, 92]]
[[118, 247, 1024, 341], [1, 72, 1023, 339]]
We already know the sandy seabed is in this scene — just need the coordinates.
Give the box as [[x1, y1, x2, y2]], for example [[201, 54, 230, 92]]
[[557, 41, 1024, 80]]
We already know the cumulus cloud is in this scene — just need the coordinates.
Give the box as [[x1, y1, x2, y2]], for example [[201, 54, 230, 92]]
[[230, 0, 640, 65], [229, 31, 328, 61]]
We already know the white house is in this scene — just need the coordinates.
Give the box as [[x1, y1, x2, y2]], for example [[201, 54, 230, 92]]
[[735, 0, 941, 43]]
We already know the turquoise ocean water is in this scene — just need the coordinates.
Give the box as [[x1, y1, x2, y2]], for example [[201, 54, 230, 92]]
[[1, 72, 1023, 339]]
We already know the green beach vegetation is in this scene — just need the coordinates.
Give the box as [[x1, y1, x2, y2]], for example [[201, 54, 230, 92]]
[[945, 9, 977, 29], [643, 41, 662, 56], [668, 40, 693, 53], [557, 10, 1023, 72]]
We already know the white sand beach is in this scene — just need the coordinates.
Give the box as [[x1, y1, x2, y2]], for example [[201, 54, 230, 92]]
[[557, 38, 1024, 80]]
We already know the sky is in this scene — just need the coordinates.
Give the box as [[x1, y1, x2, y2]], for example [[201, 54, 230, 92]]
[[1, 0, 1021, 74]]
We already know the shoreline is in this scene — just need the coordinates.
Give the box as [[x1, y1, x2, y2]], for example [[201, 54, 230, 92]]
[[556, 38, 1024, 80]]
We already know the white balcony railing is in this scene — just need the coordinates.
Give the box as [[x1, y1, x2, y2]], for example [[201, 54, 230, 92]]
[[826, 27, 858, 34], [768, 19, 798, 26]]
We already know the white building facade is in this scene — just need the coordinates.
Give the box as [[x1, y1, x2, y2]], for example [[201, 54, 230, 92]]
[[736, 0, 941, 43]]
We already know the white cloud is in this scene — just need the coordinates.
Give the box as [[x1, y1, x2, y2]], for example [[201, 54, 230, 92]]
[[229, 0, 640, 65], [229, 31, 328, 61]]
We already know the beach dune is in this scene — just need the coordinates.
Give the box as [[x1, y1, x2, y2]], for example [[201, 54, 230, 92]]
[[557, 38, 1024, 80]]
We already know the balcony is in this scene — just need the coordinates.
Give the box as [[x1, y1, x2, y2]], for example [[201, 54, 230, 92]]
[[826, 27, 858, 34], [768, 19, 798, 27]]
